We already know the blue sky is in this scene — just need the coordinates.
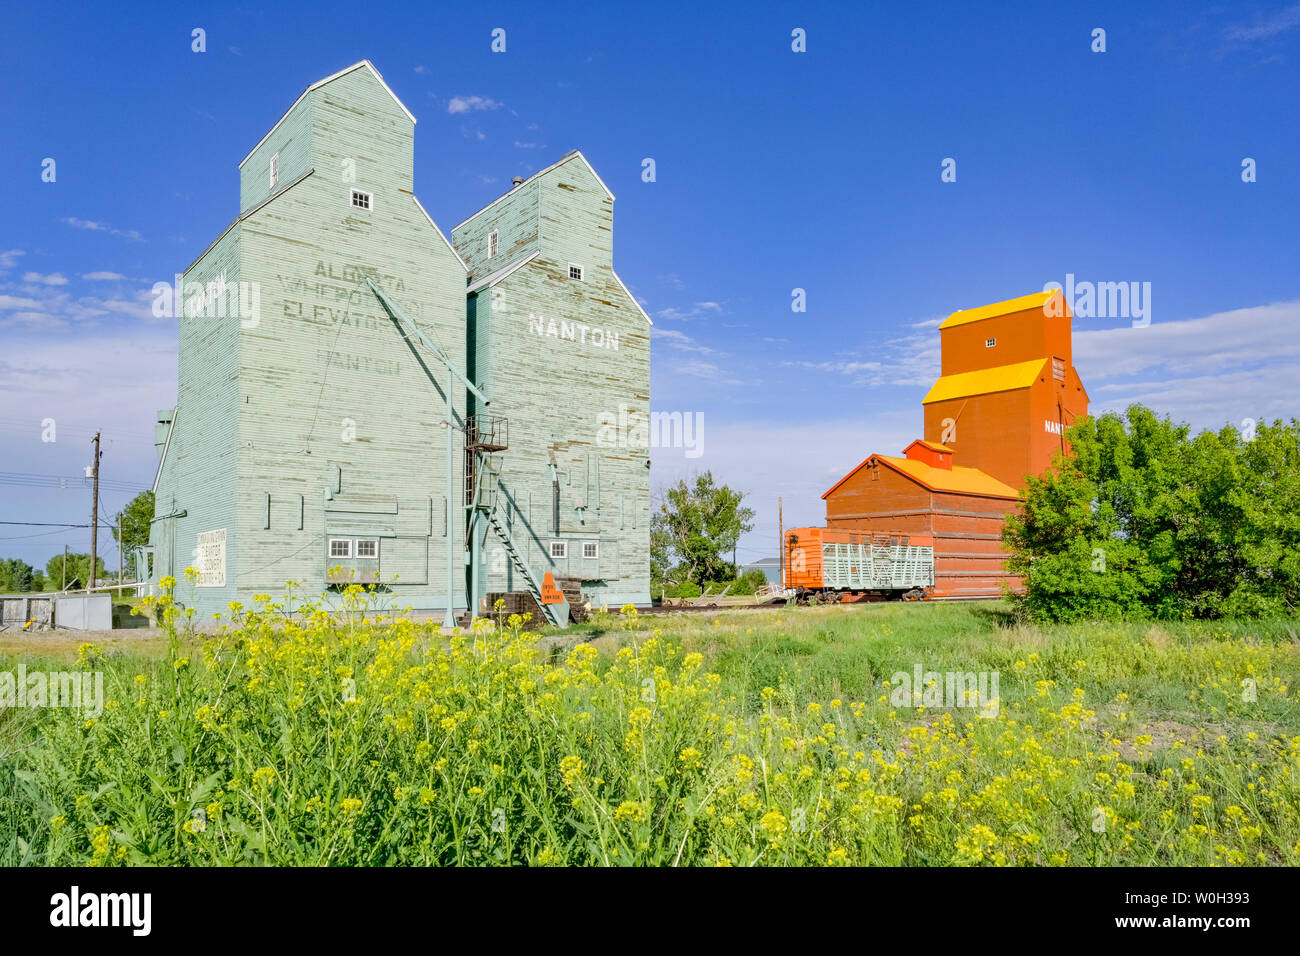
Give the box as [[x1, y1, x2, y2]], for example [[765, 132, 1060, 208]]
[[2, 0, 1298, 571]]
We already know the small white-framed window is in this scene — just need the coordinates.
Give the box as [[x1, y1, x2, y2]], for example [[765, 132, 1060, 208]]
[[329, 538, 352, 559], [582, 541, 599, 559], [984, 337, 996, 348], [269, 152, 280, 189], [568, 263, 584, 281], [550, 541, 568, 559], [488, 230, 499, 258], [350, 188, 372, 211], [355, 539, 379, 559]]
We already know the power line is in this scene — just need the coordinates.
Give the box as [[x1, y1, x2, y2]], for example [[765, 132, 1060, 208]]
[[0, 527, 85, 541], [0, 521, 118, 528], [0, 471, 148, 493]]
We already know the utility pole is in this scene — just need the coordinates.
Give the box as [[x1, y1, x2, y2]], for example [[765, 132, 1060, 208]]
[[118, 512, 124, 587], [778, 496, 784, 588], [89, 432, 101, 591], [62, 544, 68, 590]]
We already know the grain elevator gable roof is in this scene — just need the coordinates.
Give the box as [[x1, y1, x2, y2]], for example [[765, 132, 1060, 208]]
[[921, 357, 1047, 405], [910, 439, 954, 453], [875, 455, 1019, 498], [466, 251, 540, 294], [938, 289, 1069, 330], [453, 150, 614, 231], [238, 60, 415, 169], [821, 453, 1018, 500], [613, 270, 652, 325], [826, 455, 1019, 502]]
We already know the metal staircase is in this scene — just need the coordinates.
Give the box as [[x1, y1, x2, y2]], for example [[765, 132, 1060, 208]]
[[465, 415, 566, 628], [483, 507, 565, 626]]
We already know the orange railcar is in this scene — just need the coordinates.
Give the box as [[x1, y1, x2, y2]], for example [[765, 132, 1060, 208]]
[[783, 527, 934, 600]]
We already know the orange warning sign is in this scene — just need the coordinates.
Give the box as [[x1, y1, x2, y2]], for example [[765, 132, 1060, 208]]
[[540, 572, 564, 604]]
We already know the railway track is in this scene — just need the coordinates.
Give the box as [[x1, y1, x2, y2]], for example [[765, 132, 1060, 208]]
[[638, 592, 993, 616]]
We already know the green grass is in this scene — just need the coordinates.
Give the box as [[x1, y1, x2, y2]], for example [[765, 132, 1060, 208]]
[[2, 594, 1297, 866]]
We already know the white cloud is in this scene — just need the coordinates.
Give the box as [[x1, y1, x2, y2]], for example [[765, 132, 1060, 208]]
[[414, 65, 430, 75], [673, 359, 744, 386], [0, 326, 177, 481], [1073, 300, 1300, 377], [1227, 3, 1300, 41], [22, 271, 69, 286], [447, 95, 503, 114], [0, 249, 24, 270], [783, 318, 941, 388], [58, 217, 143, 241], [513, 141, 541, 149], [0, 294, 45, 311], [651, 327, 712, 353], [1074, 299, 1300, 430], [0, 278, 160, 329], [82, 271, 126, 281], [655, 301, 726, 322]]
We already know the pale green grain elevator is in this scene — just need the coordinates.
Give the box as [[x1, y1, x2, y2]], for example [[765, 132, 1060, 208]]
[[150, 61, 469, 618], [453, 152, 652, 613], [148, 62, 650, 623]]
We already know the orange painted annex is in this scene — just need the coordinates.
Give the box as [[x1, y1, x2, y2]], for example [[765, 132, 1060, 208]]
[[820, 290, 1089, 598]]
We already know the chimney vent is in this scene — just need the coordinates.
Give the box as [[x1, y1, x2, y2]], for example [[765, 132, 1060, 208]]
[[511, 176, 524, 188]]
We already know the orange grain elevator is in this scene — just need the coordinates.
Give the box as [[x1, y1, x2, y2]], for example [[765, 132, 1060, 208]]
[[820, 290, 1089, 598]]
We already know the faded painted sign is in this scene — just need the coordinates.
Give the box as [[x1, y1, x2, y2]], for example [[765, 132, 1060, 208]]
[[196, 529, 227, 587]]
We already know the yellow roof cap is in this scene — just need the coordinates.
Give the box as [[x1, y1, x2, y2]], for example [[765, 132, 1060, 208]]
[[939, 290, 1066, 330], [922, 358, 1047, 405]]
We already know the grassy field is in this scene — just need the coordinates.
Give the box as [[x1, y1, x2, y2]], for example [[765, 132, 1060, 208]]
[[1, 587, 1297, 866]]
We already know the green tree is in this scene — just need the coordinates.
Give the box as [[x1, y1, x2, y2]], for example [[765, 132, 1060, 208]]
[[651, 472, 755, 588], [0, 558, 36, 593], [111, 490, 155, 578], [1004, 405, 1300, 621], [45, 552, 107, 592]]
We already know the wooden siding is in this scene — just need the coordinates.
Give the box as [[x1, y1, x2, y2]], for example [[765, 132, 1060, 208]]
[[822, 461, 1020, 599], [455, 181, 541, 281], [153, 72, 653, 617], [153, 64, 469, 618], [240, 100, 313, 214], [149, 225, 243, 608], [455, 154, 650, 606]]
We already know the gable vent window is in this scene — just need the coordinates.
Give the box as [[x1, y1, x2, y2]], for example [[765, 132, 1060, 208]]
[[350, 188, 372, 211], [550, 541, 568, 559], [568, 263, 584, 281], [984, 337, 996, 348], [269, 152, 280, 189], [488, 230, 499, 258], [1052, 356, 1066, 381]]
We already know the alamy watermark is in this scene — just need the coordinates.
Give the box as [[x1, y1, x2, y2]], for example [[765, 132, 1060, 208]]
[[152, 271, 261, 328], [1043, 274, 1150, 328], [889, 663, 1000, 717], [0, 664, 103, 718], [596, 403, 704, 459], [50, 886, 151, 936]]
